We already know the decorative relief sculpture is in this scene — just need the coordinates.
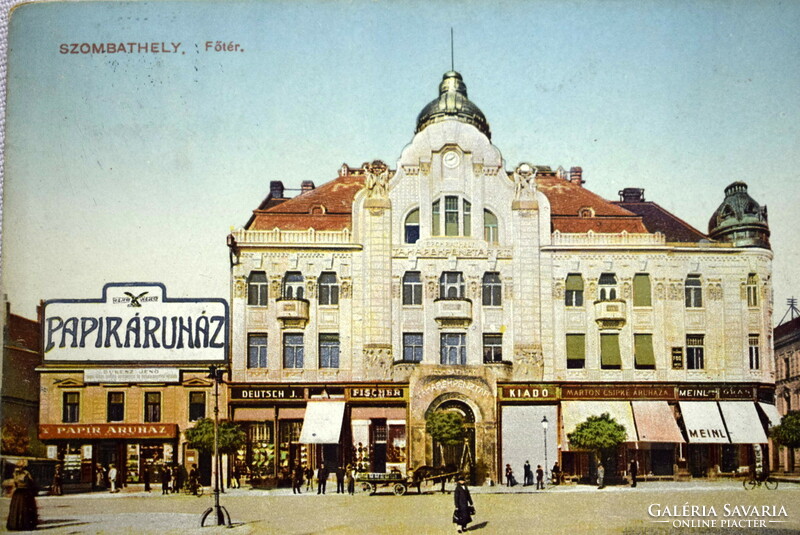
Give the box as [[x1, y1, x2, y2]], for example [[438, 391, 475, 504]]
[[305, 278, 316, 299], [364, 160, 392, 199], [553, 281, 564, 299], [504, 278, 514, 300], [668, 282, 683, 301], [340, 279, 352, 299], [364, 345, 393, 381], [233, 277, 246, 299], [655, 281, 666, 300], [587, 281, 598, 301], [708, 283, 723, 301], [270, 277, 282, 296], [514, 345, 544, 380], [468, 278, 480, 300], [512, 163, 538, 201], [425, 275, 438, 300], [622, 281, 632, 300]]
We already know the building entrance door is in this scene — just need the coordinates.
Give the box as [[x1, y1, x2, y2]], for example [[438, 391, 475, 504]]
[[430, 400, 476, 483]]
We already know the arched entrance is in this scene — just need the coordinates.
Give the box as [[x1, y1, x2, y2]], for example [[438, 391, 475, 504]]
[[426, 399, 476, 483]]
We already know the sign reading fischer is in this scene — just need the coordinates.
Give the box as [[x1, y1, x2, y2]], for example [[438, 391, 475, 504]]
[[40, 423, 178, 439], [43, 283, 228, 363], [349, 387, 406, 400]]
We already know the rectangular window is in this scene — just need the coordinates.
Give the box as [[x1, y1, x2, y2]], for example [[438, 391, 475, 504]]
[[445, 196, 459, 236], [600, 333, 622, 369], [319, 334, 340, 368], [247, 272, 268, 306], [144, 392, 161, 423], [634, 334, 656, 370], [283, 333, 304, 369], [63, 392, 80, 423], [483, 334, 503, 363], [566, 334, 586, 369], [403, 272, 423, 305], [749, 334, 760, 370], [685, 275, 703, 308], [318, 272, 339, 306], [565, 274, 584, 307], [107, 392, 125, 422], [484, 210, 499, 244], [746, 274, 758, 307], [440, 333, 466, 365], [463, 200, 472, 237], [189, 391, 206, 421], [403, 333, 423, 362], [633, 274, 652, 307], [686, 334, 705, 370], [482, 272, 502, 306], [432, 200, 441, 236], [248, 334, 268, 368], [440, 272, 464, 299]]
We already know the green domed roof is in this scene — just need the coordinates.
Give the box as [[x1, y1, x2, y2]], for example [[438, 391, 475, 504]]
[[415, 71, 491, 139], [708, 181, 770, 249]]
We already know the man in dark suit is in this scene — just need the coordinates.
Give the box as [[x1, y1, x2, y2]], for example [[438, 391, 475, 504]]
[[317, 464, 328, 495], [335, 466, 345, 494], [629, 458, 639, 488]]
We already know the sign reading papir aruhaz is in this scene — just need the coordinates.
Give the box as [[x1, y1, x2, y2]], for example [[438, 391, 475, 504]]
[[42, 282, 228, 363]]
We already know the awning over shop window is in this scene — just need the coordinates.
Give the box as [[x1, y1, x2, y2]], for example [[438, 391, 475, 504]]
[[631, 401, 685, 442], [757, 402, 782, 428], [678, 402, 729, 443], [718, 402, 768, 444], [299, 401, 345, 444], [561, 401, 638, 451], [233, 407, 276, 422]]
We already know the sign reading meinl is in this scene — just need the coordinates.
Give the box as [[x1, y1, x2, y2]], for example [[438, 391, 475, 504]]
[[43, 283, 228, 363]]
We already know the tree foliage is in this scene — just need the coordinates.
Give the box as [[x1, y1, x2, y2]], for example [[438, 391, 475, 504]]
[[425, 410, 465, 446], [567, 412, 627, 455], [1, 421, 31, 455], [770, 411, 800, 449], [184, 418, 246, 455]]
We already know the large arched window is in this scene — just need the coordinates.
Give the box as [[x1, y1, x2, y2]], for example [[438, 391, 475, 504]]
[[404, 209, 420, 244], [432, 196, 472, 237], [484, 210, 498, 244]]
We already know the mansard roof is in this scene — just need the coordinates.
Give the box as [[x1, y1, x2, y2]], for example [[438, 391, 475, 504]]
[[614, 200, 707, 243]]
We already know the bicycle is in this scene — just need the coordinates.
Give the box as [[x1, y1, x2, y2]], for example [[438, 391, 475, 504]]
[[742, 474, 777, 490], [183, 482, 205, 497]]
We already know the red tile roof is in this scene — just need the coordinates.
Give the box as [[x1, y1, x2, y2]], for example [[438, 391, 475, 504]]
[[613, 201, 707, 243]]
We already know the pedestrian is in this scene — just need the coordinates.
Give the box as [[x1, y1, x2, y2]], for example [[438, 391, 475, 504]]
[[172, 465, 181, 493], [629, 458, 638, 488], [292, 462, 304, 494], [304, 463, 314, 491], [536, 465, 544, 490], [161, 465, 171, 495], [51, 464, 63, 496], [317, 463, 328, 495], [336, 465, 345, 494], [452, 474, 474, 534], [551, 461, 561, 485], [108, 463, 119, 493], [597, 462, 605, 489], [345, 464, 355, 495], [95, 463, 106, 490], [143, 463, 151, 492], [523, 460, 532, 486], [505, 463, 515, 487], [230, 463, 240, 489], [6, 460, 38, 531]]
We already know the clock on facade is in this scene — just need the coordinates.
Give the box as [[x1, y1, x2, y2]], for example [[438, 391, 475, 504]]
[[442, 150, 461, 168]]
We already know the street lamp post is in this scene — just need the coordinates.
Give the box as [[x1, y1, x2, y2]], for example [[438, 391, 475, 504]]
[[541, 416, 549, 485], [201, 365, 231, 527]]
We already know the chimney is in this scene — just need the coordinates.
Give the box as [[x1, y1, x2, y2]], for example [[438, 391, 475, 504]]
[[269, 180, 285, 198], [619, 188, 645, 203], [569, 167, 584, 186], [301, 180, 315, 193]]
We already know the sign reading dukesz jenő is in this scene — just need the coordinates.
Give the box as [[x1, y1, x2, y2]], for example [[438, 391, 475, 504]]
[[43, 282, 228, 363]]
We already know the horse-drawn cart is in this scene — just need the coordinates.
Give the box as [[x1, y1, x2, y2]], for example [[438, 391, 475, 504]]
[[356, 466, 463, 496]]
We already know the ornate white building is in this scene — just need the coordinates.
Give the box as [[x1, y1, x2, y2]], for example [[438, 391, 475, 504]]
[[227, 70, 775, 486]]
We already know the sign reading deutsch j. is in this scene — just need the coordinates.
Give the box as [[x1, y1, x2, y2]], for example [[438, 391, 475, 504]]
[[42, 282, 228, 363]]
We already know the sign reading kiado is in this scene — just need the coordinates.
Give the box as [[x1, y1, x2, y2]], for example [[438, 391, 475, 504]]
[[43, 282, 228, 363]]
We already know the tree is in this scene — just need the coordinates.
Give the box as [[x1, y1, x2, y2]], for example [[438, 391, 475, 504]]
[[426, 410, 465, 468], [1, 421, 31, 456], [771, 411, 800, 449], [185, 418, 246, 455], [567, 412, 627, 469]]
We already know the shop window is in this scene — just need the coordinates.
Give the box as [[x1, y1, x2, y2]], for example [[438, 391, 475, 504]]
[[634, 334, 656, 370], [749, 334, 760, 370], [283, 333, 304, 369], [598, 273, 617, 301], [600, 333, 622, 369], [107, 392, 125, 422], [318, 272, 339, 306], [62, 392, 80, 423], [283, 272, 304, 300], [483, 334, 503, 363], [402, 333, 423, 362], [440, 333, 466, 365], [439, 272, 465, 300], [249, 422, 275, 477], [685, 275, 703, 308], [402, 272, 422, 305], [189, 391, 206, 421], [633, 274, 652, 307], [247, 271, 268, 306], [746, 274, 758, 307], [319, 334, 340, 368], [566, 334, 585, 369], [686, 334, 705, 369], [484, 210, 498, 244], [387, 425, 407, 464], [565, 274, 584, 307], [144, 392, 161, 423], [248, 334, 268, 368], [482, 272, 502, 306], [404, 208, 420, 244]]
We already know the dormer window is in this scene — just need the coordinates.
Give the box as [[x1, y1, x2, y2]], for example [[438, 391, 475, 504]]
[[578, 207, 595, 218]]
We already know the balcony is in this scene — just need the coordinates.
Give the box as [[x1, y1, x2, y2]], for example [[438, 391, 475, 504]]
[[434, 298, 472, 328], [594, 299, 626, 330], [276, 299, 309, 328]]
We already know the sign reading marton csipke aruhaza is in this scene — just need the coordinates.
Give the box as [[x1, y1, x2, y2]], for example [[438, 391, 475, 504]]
[[43, 282, 228, 363]]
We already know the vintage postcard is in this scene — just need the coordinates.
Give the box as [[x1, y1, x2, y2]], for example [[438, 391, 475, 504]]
[[1, 1, 799, 533]]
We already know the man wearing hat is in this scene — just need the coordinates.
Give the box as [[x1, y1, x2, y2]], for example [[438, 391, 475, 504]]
[[452, 474, 474, 533]]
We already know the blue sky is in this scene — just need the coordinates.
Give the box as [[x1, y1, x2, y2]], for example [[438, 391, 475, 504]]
[[2, 0, 799, 321]]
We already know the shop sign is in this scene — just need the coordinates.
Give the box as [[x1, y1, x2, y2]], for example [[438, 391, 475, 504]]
[[499, 384, 557, 400], [349, 387, 406, 400], [43, 282, 228, 363], [678, 387, 718, 399], [561, 385, 674, 400], [719, 385, 754, 400], [671, 347, 684, 369], [84, 368, 180, 383], [40, 423, 178, 439], [230, 386, 304, 400]]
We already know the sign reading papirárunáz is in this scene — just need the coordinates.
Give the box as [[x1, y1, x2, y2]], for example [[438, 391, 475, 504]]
[[43, 283, 228, 363]]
